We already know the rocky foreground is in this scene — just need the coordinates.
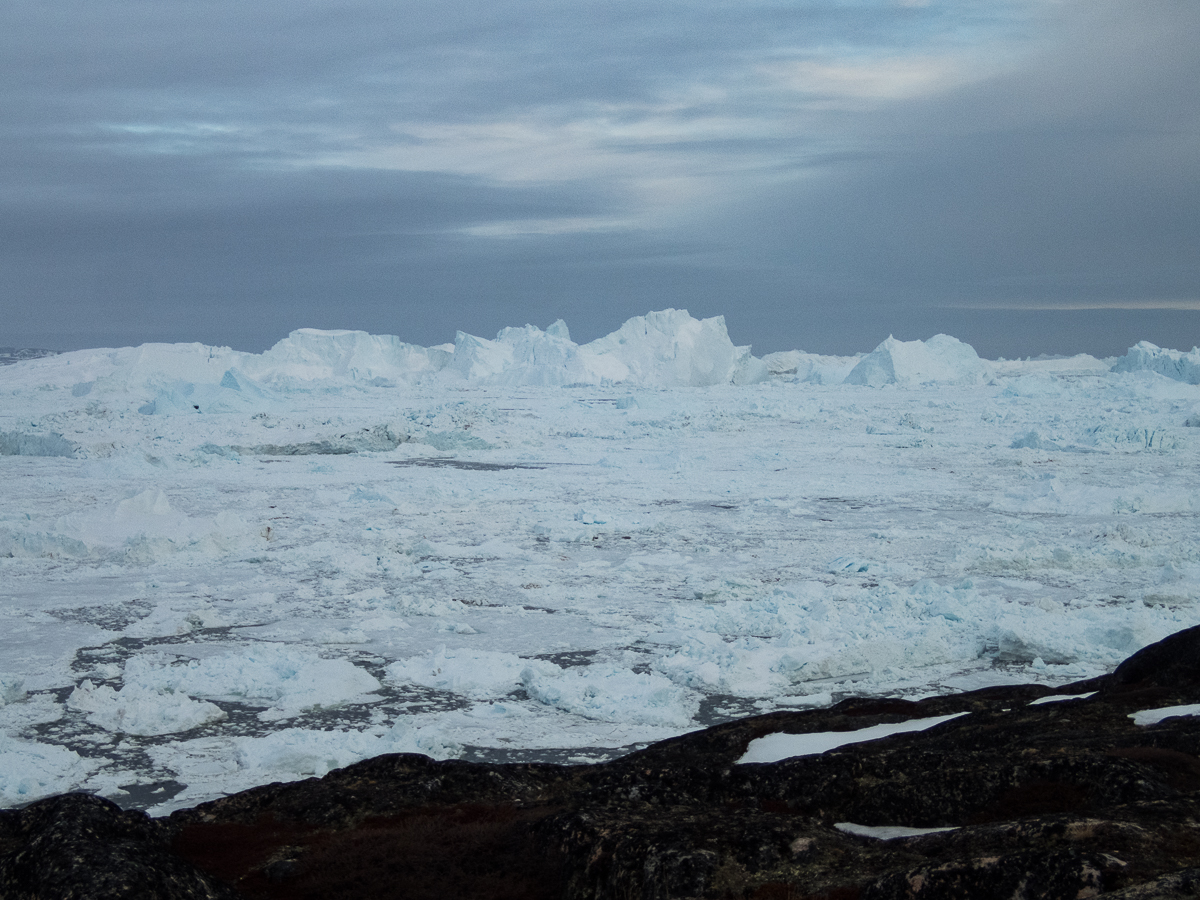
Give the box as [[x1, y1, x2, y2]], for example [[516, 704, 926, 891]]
[[4, 628, 1200, 900]]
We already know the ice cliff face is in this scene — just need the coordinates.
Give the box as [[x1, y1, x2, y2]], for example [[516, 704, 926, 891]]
[[1112, 340, 1200, 384], [844, 334, 990, 387], [448, 309, 765, 388]]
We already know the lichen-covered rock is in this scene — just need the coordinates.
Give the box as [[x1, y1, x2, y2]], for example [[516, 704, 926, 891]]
[[1108, 624, 1200, 690], [0, 793, 237, 900]]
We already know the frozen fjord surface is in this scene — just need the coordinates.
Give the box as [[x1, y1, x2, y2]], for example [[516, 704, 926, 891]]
[[0, 313, 1199, 814]]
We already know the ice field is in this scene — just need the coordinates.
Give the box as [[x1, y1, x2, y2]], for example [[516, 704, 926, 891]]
[[1, 309, 1199, 814]]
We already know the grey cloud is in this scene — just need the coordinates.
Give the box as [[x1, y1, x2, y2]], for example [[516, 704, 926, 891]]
[[707, 0, 1200, 354], [2, 0, 1195, 358]]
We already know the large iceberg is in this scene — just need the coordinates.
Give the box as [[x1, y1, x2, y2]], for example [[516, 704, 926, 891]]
[[844, 334, 990, 387], [447, 309, 765, 387], [581, 309, 764, 387], [244, 329, 452, 384], [1111, 341, 1200, 384], [8, 310, 766, 403]]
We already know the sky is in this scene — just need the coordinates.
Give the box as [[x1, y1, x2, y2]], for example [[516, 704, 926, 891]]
[[2, 0, 1197, 359]]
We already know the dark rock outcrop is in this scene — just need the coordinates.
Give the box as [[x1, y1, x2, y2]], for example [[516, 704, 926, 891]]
[[1108, 623, 1200, 691], [0, 793, 237, 899], [5, 626, 1200, 899]]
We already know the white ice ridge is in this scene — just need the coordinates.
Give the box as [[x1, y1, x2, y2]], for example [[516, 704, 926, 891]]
[[1129, 703, 1200, 726], [5, 311, 1198, 415], [1112, 342, 1200, 385], [737, 713, 969, 764], [834, 822, 959, 840], [0, 309, 768, 403]]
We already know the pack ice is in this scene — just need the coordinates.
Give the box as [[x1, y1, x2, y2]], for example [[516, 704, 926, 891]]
[[0, 310, 1198, 815]]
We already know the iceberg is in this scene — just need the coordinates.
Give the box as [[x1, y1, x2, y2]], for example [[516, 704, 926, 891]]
[[244, 328, 452, 384], [1111, 341, 1200, 384], [844, 334, 989, 387], [582, 309, 752, 387]]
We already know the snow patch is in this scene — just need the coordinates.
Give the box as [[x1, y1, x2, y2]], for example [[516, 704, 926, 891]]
[[835, 822, 959, 840], [737, 713, 969, 763], [1129, 703, 1200, 726]]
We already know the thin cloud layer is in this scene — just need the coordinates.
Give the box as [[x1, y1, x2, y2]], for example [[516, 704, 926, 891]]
[[0, 0, 1195, 356]]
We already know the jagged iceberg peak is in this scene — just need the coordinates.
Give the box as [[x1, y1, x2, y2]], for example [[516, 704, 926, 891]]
[[0, 310, 773, 403], [1111, 341, 1200, 385], [445, 309, 767, 388], [583, 309, 766, 387], [844, 334, 991, 387]]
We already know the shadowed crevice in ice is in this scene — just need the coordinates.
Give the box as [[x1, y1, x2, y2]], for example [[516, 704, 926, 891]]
[[388, 458, 549, 471], [199, 424, 410, 456], [0, 431, 81, 458]]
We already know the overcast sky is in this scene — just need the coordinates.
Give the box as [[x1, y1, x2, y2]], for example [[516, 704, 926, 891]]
[[2, 0, 1197, 357]]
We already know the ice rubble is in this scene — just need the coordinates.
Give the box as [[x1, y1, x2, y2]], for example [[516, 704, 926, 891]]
[[0, 735, 99, 804], [1, 310, 1200, 810], [67, 681, 226, 736], [144, 720, 463, 813], [122, 644, 382, 721], [0, 431, 80, 458], [386, 648, 700, 728], [0, 488, 259, 564]]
